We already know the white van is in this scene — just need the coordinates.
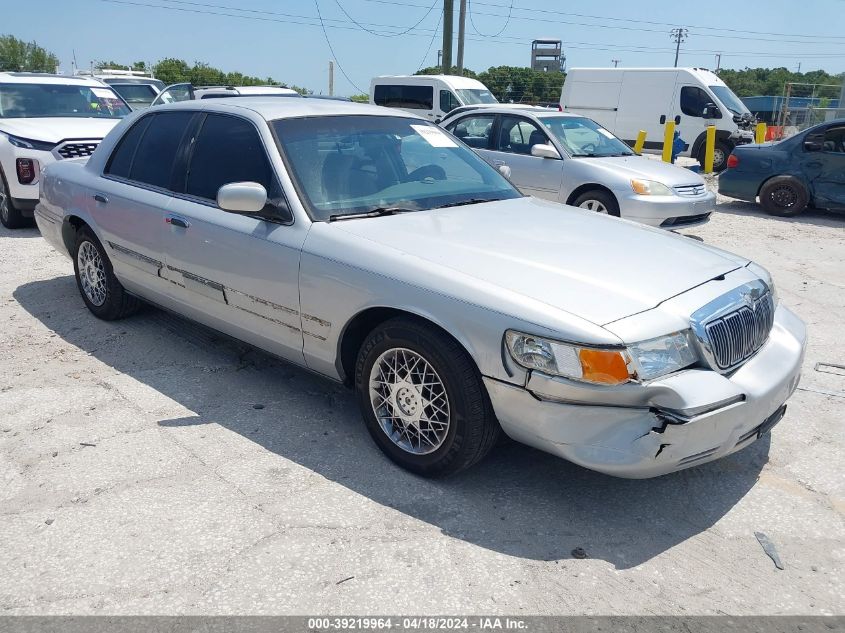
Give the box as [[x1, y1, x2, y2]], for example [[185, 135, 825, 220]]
[[560, 67, 755, 171], [370, 75, 497, 123]]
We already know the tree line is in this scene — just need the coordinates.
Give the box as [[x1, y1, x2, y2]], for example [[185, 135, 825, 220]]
[[2, 34, 842, 102]]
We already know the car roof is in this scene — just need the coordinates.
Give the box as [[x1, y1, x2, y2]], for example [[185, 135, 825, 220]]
[[443, 106, 578, 120], [154, 97, 421, 120], [0, 72, 106, 86]]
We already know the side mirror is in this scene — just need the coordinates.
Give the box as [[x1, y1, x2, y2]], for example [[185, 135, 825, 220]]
[[804, 134, 824, 152], [497, 164, 512, 179], [530, 143, 561, 159], [702, 103, 720, 119], [217, 182, 268, 213]]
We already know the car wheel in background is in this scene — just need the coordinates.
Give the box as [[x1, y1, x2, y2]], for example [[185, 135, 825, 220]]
[[573, 190, 620, 217], [699, 141, 732, 173], [759, 176, 809, 217], [73, 226, 141, 320], [355, 317, 499, 477], [0, 169, 29, 230]]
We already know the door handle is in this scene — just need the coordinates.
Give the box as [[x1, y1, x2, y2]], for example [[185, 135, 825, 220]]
[[674, 115, 681, 124], [659, 115, 666, 124], [166, 215, 190, 229], [93, 194, 108, 204]]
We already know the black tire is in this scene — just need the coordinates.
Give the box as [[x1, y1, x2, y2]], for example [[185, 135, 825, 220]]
[[354, 317, 499, 477], [72, 226, 141, 320], [572, 189, 620, 217], [0, 168, 29, 230], [699, 141, 732, 173], [759, 176, 809, 217]]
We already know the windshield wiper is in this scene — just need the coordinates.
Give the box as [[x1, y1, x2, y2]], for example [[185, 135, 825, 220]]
[[435, 197, 504, 209], [328, 207, 417, 222]]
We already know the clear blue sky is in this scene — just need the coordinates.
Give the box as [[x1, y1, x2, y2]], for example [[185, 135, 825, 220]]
[[4, 0, 845, 95]]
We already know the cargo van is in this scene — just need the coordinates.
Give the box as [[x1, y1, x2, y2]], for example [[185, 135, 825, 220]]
[[370, 75, 497, 123], [560, 67, 755, 170]]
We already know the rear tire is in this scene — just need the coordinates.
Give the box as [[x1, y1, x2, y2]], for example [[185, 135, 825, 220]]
[[73, 226, 141, 320], [573, 189, 620, 217], [0, 168, 29, 230], [355, 317, 499, 477], [759, 176, 809, 217]]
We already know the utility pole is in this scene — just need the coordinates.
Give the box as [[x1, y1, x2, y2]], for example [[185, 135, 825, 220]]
[[328, 60, 334, 96], [715, 53, 721, 72], [456, 0, 467, 76], [442, 0, 453, 74], [437, 49, 442, 69], [611, 59, 620, 67], [670, 27, 688, 68]]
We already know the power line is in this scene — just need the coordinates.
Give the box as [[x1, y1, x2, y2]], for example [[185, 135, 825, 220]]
[[313, 0, 366, 93], [468, 0, 513, 38], [333, 0, 438, 37], [670, 27, 688, 67], [417, 8, 443, 70]]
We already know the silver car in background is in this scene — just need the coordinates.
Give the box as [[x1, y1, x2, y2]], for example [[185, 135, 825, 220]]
[[35, 99, 805, 478], [442, 106, 716, 229]]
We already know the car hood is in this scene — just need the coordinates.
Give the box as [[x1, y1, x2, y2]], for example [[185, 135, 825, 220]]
[[0, 117, 121, 144], [329, 197, 747, 325], [576, 155, 705, 186]]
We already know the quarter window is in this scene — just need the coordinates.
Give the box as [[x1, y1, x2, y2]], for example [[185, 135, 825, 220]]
[[185, 114, 276, 201], [440, 90, 460, 113], [105, 115, 153, 178], [680, 86, 713, 118], [447, 115, 494, 149], [129, 111, 195, 189]]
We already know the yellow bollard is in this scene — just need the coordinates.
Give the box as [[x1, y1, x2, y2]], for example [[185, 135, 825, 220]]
[[755, 122, 767, 144], [662, 121, 675, 163], [704, 125, 716, 173], [633, 130, 647, 154]]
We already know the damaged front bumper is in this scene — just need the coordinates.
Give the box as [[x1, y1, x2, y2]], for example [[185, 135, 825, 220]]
[[485, 304, 806, 478]]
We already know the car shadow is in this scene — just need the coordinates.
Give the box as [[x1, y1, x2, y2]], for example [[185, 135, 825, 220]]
[[0, 223, 41, 239], [716, 200, 845, 228], [14, 275, 771, 570]]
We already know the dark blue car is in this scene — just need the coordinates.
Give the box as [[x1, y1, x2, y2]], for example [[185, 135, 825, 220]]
[[718, 119, 845, 216]]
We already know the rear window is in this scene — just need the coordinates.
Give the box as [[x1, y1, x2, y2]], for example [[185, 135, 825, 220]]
[[128, 112, 194, 189], [373, 84, 433, 110]]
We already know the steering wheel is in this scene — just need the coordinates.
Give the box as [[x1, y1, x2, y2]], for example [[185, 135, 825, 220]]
[[407, 164, 446, 182]]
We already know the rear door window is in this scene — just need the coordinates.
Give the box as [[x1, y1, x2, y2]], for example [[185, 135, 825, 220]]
[[185, 113, 276, 201], [447, 115, 494, 149], [105, 115, 153, 178], [129, 111, 195, 189]]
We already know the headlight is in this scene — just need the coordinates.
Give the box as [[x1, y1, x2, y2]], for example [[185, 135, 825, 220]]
[[2, 133, 56, 151], [747, 261, 778, 305], [505, 331, 634, 385], [631, 179, 673, 196], [506, 330, 699, 385], [627, 331, 698, 381]]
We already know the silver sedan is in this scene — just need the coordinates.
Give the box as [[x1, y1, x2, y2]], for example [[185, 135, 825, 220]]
[[442, 107, 716, 229], [36, 98, 804, 478]]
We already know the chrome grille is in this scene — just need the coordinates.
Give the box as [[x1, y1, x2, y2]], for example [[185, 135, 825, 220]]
[[704, 292, 774, 370], [674, 184, 706, 197], [56, 142, 99, 159]]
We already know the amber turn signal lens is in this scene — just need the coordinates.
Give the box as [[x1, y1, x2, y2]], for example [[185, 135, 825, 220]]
[[578, 349, 631, 385]]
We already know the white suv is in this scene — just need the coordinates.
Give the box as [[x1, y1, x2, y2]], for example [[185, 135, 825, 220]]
[[0, 72, 131, 228]]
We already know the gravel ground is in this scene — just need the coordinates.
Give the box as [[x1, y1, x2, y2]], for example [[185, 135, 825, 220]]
[[1, 191, 843, 616]]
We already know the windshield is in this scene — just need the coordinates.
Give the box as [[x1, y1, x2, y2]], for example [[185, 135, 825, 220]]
[[0, 83, 131, 119], [455, 88, 498, 105], [109, 83, 158, 106], [273, 115, 521, 221], [709, 85, 750, 115], [539, 116, 634, 157]]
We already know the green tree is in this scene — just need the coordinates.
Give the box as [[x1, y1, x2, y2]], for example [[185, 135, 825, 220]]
[[718, 67, 844, 97], [350, 93, 369, 103], [152, 57, 192, 84], [96, 60, 130, 71], [416, 66, 478, 79], [0, 35, 59, 72]]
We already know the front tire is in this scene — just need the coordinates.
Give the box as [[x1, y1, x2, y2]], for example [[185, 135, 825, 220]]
[[759, 176, 809, 217], [573, 189, 620, 217], [0, 168, 29, 230], [73, 226, 141, 320], [355, 318, 499, 477], [699, 141, 732, 173]]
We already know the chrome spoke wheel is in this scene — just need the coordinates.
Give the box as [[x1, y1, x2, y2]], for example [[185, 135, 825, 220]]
[[579, 199, 608, 214], [369, 347, 450, 455], [77, 241, 108, 307]]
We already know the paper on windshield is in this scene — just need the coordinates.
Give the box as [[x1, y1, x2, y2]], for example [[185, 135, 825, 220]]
[[411, 124, 458, 148], [91, 88, 117, 99]]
